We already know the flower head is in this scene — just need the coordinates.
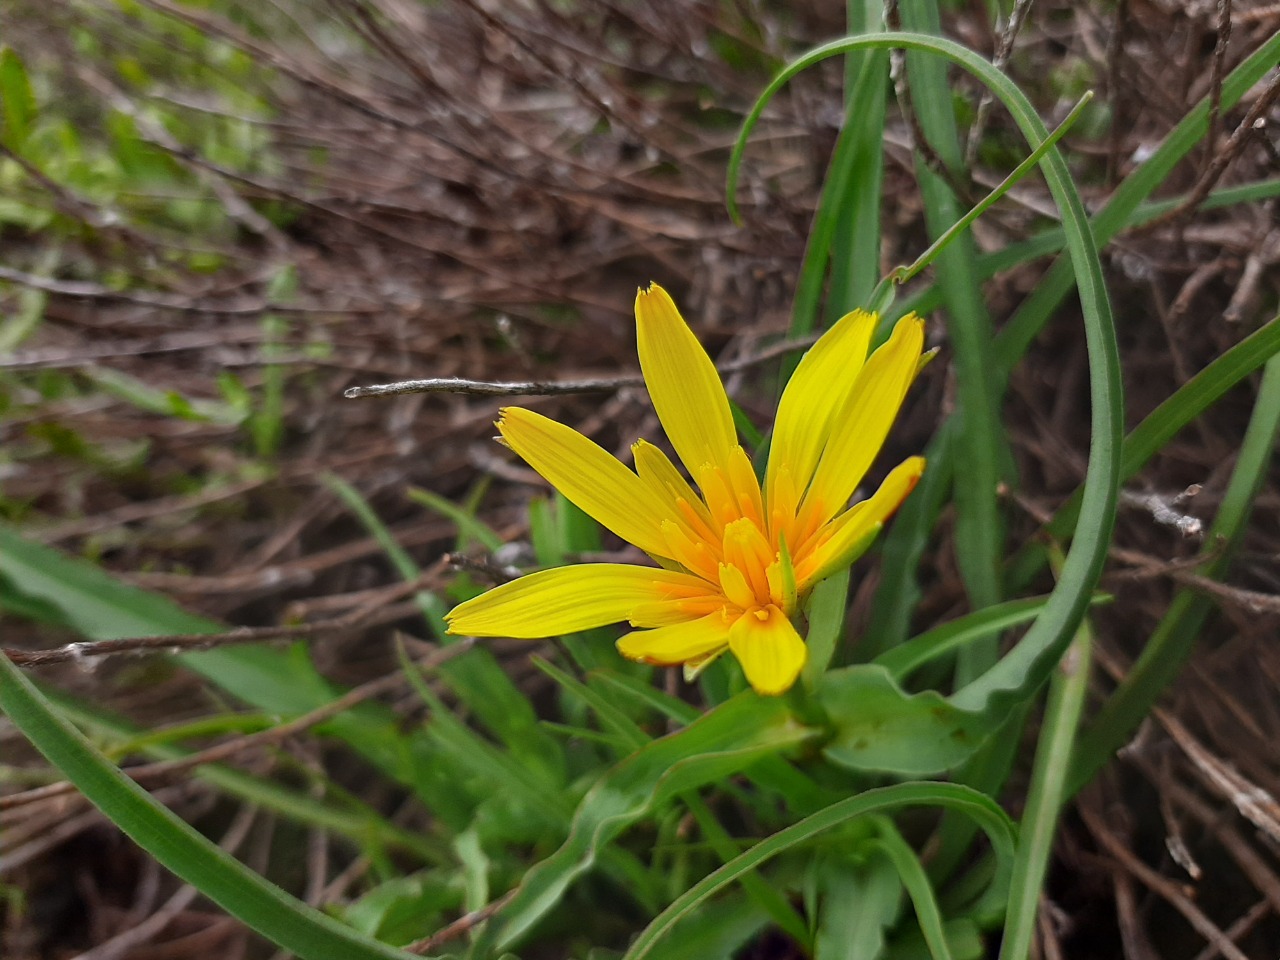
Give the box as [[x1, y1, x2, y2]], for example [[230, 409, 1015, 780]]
[[446, 283, 925, 695]]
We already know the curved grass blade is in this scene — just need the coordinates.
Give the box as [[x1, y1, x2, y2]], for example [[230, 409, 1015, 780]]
[[869, 31, 1280, 655], [0, 652, 422, 960], [728, 27, 1121, 750], [623, 781, 1017, 960]]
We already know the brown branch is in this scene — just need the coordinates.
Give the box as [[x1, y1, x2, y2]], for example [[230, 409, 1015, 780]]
[[1079, 797, 1253, 960], [343, 330, 820, 398], [1135, 68, 1280, 232], [963, 0, 1037, 170], [404, 891, 516, 955]]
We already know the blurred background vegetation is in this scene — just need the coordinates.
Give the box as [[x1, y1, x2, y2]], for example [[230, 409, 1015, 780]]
[[2, 1, 1279, 958]]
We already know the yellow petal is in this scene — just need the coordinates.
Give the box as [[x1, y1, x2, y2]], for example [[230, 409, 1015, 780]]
[[660, 519, 721, 583], [796, 457, 925, 589], [499, 407, 672, 558], [765, 533, 798, 613], [721, 517, 773, 602], [629, 593, 727, 628], [635, 283, 737, 478], [766, 308, 877, 506], [633, 439, 715, 537], [726, 445, 765, 529], [617, 611, 732, 665], [801, 314, 924, 529], [446, 564, 704, 637], [717, 561, 757, 610], [728, 605, 807, 696]]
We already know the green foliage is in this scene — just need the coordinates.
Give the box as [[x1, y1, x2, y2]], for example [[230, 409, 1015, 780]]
[[0, 48, 37, 150], [817, 666, 990, 776]]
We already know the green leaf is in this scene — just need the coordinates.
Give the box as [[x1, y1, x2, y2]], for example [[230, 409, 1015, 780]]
[[0, 48, 36, 149], [344, 873, 460, 946], [801, 568, 850, 684], [818, 666, 992, 775], [885, 920, 984, 960], [813, 851, 903, 960], [477, 694, 817, 952]]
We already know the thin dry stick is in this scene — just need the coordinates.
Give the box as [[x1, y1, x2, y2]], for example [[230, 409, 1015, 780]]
[[1109, 543, 1280, 614], [1190, 900, 1271, 960], [346, 373, 646, 399], [1105, 0, 1130, 185], [884, 0, 974, 204], [0, 639, 474, 812], [1208, 0, 1234, 156], [1136, 68, 1280, 232], [405, 892, 516, 955], [1003, 485, 1278, 612], [963, 0, 1037, 170], [1079, 800, 1253, 960], [0, 264, 356, 317], [343, 331, 819, 399]]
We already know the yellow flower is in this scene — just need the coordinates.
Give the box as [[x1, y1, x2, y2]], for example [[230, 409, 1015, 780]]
[[446, 283, 925, 696]]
